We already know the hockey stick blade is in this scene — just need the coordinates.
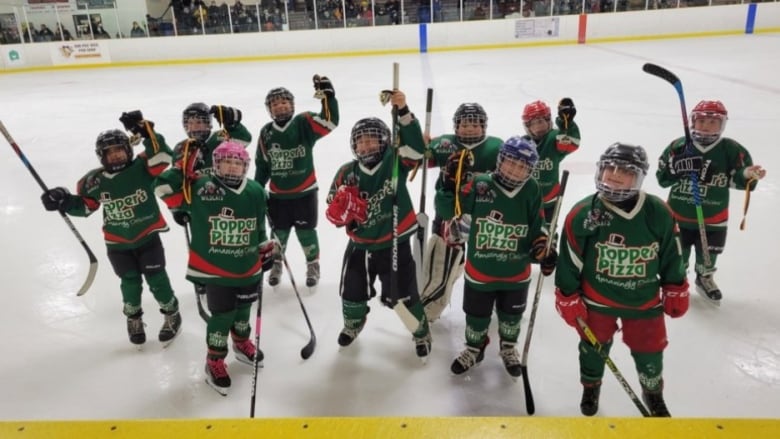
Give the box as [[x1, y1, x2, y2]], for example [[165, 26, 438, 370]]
[[76, 246, 98, 296], [521, 366, 535, 415], [301, 333, 317, 360], [642, 63, 680, 85]]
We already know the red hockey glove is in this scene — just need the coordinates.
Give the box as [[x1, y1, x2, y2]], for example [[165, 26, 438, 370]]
[[531, 236, 558, 276], [662, 281, 690, 318], [259, 238, 281, 272], [442, 217, 469, 246], [326, 185, 367, 227], [555, 288, 587, 328]]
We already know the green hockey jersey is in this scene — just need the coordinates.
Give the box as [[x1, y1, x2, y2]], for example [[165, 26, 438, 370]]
[[66, 133, 172, 249], [254, 95, 339, 199], [555, 192, 686, 318], [173, 123, 252, 176], [532, 117, 580, 208], [436, 174, 545, 291], [428, 134, 503, 190], [656, 137, 758, 230]]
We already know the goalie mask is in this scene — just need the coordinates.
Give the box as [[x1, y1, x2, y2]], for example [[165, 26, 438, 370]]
[[95, 129, 133, 173], [495, 135, 538, 189], [691, 100, 728, 147], [265, 87, 295, 126], [595, 142, 649, 203], [182, 102, 212, 143], [453, 103, 487, 145], [351, 117, 390, 169], [213, 141, 250, 188]]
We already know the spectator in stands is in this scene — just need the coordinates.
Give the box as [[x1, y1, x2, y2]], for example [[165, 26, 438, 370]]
[[131, 21, 146, 37], [471, 3, 487, 20], [54, 23, 73, 41], [385, 0, 400, 24], [38, 23, 54, 41]]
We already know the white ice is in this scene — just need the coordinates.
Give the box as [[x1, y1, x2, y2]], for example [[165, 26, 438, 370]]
[[1, 34, 779, 420]]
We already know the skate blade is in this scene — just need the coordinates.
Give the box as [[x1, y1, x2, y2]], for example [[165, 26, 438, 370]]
[[160, 335, 180, 349], [418, 356, 429, 365], [205, 378, 229, 396], [696, 288, 722, 307]]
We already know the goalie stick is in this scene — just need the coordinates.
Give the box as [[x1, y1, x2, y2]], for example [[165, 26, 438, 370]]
[[0, 120, 97, 296], [413, 88, 434, 291], [520, 169, 569, 415], [642, 63, 711, 267]]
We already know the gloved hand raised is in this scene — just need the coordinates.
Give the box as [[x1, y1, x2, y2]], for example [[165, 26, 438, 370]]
[[442, 150, 474, 192], [313, 75, 335, 98], [119, 110, 154, 138], [209, 105, 242, 128], [326, 185, 368, 227], [557, 97, 576, 126], [41, 187, 73, 212]]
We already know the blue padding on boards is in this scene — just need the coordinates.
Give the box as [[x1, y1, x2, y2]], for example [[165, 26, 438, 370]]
[[419, 23, 428, 53], [745, 3, 757, 34]]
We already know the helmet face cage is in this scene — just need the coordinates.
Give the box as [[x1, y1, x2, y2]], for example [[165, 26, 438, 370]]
[[351, 118, 390, 168], [182, 102, 212, 143], [495, 135, 538, 189], [95, 129, 132, 172], [595, 143, 649, 202], [522, 100, 552, 139], [265, 87, 295, 124], [212, 141, 250, 187], [690, 100, 728, 146], [453, 103, 487, 145]]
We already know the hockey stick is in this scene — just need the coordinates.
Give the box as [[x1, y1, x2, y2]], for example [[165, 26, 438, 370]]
[[0, 120, 97, 296], [642, 63, 711, 267], [576, 316, 651, 417], [184, 224, 211, 322], [249, 282, 264, 417], [739, 177, 757, 231], [413, 88, 434, 290], [267, 217, 316, 360], [520, 169, 569, 415]]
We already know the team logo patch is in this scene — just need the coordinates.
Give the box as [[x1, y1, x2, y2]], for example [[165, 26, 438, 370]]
[[198, 181, 227, 200], [583, 207, 614, 231]]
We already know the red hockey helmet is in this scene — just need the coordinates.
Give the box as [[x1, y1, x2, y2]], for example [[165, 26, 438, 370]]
[[522, 100, 552, 140], [690, 100, 728, 146]]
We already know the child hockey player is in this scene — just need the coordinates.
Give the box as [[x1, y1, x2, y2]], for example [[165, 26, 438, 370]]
[[254, 75, 339, 289], [421, 103, 503, 321], [324, 90, 432, 360], [521, 98, 581, 226], [656, 100, 766, 304], [555, 142, 689, 417], [435, 135, 556, 379], [41, 113, 181, 347], [155, 140, 278, 396]]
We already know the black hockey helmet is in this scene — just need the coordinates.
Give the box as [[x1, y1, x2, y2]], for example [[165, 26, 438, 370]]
[[453, 103, 487, 145], [350, 117, 390, 168], [95, 129, 133, 173], [182, 102, 212, 142], [595, 142, 649, 202], [265, 87, 295, 126]]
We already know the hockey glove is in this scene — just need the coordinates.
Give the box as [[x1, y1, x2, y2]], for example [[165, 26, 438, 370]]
[[119, 110, 153, 138], [530, 236, 558, 276], [326, 185, 368, 227], [442, 217, 467, 246], [259, 238, 281, 272], [555, 288, 587, 328], [41, 187, 73, 212], [442, 150, 474, 192], [172, 210, 190, 226], [668, 151, 710, 182], [557, 97, 576, 126], [210, 105, 242, 129], [174, 139, 205, 179], [313, 75, 335, 98], [662, 281, 690, 318]]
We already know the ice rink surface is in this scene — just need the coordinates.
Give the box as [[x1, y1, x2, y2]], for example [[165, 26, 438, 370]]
[[1, 34, 779, 420]]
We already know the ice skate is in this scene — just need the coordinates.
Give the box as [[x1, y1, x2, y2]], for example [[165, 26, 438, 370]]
[[204, 357, 230, 396], [267, 259, 282, 287], [126, 312, 146, 348], [450, 339, 489, 375], [642, 388, 671, 417], [233, 337, 263, 366], [695, 274, 722, 305], [337, 318, 366, 348], [413, 332, 432, 364], [499, 341, 522, 380], [580, 382, 601, 416], [158, 310, 182, 347], [305, 260, 320, 289]]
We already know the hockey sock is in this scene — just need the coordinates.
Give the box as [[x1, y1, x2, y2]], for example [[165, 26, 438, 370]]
[[408, 301, 430, 337], [464, 315, 490, 348], [694, 254, 719, 276], [496, 310, 522, 343], [296, 228, 320, 262], [342, 299, 369, 329], [632, 351, 664, 392], [230, 302, 252, 339], [274, 228, 291, 252], [145, 271, 177, 312], [207, 309, 238, 353], [120, 272, 143, 316], [579, 339, 613, 383]]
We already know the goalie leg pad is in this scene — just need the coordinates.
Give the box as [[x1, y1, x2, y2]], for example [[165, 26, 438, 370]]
[[420, 234, 465, 321]]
